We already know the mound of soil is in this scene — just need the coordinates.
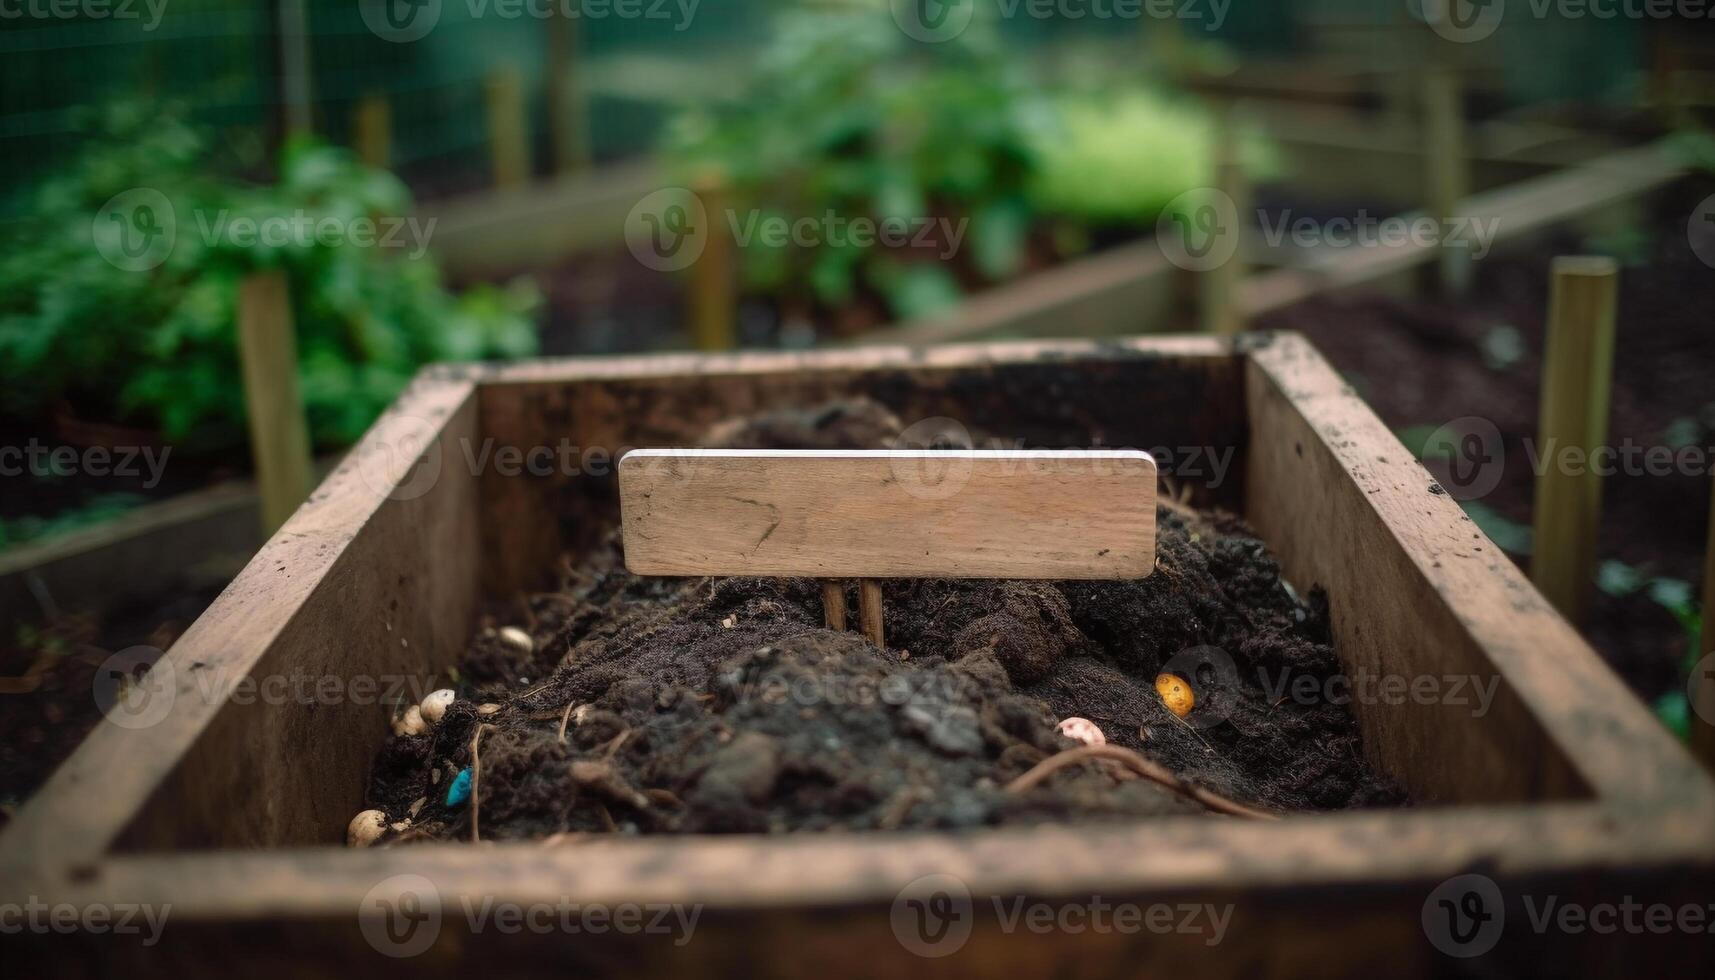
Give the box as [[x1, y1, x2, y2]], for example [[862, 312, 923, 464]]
[[362, 401, 1404, 843]]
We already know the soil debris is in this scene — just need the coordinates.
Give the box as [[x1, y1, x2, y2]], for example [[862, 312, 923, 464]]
[[363, 399, 1405, 842]]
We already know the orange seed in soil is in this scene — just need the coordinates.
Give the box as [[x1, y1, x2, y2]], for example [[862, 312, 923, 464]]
[[1154, 673, 1195, 718]]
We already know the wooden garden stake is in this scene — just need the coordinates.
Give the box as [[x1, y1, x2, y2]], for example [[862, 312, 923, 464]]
[[858, 579, 885, 648], [353, 93, 391, 170], [1422, 64, 1472, 296], [486, 66, 530, 191], [618, 449, 1159, 648], [1530, 257, 1619, 625], [820, 580, 847, 632], [236, 271, 315, 535], [689, 175, 736, 351]]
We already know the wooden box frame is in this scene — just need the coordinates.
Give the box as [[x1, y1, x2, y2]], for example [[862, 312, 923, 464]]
[[4, 334, 1711, 976]]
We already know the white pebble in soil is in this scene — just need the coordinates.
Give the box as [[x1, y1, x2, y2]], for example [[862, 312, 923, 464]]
[[347, 809, 386, 847], [420, 689, 455, 726], [393, 704, 428, 737], [499, 626, 534, 654], [1056, 717, 1106, 747]]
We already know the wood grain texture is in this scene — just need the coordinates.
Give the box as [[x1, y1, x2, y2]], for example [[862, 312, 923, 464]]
[[618, 450, 1157, 579], [0, 376, 484, 865]]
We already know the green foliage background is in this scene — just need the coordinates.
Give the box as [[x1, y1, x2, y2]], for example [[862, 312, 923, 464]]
[[0, 105, 538, 454]]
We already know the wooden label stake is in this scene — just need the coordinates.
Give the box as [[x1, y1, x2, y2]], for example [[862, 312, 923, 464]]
[[618, 449, 1157, 648]]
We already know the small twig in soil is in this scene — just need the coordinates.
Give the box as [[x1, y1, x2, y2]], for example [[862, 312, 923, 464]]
[[1166, 710, 1217, 755], [599, 728, 632, 760], [644, 788, 684, 808], [557, 701, 577, 743], [1004, 745, 1279, 820], [470, 723, 494, 843]]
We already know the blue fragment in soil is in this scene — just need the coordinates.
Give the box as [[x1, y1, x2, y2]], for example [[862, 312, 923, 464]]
[[446, 768, 473, 807]]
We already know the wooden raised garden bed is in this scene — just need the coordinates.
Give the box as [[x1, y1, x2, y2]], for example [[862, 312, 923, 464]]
[[3, 334, 1712, 976]]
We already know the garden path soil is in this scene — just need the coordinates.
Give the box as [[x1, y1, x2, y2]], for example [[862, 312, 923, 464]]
[[1261, 176, 1715, 709], [365, 400, 1405, 843]]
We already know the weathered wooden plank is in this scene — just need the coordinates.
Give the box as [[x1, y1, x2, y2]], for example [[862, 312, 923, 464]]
[[0, 377, 485, 865], [619, 449, 1157, 579]]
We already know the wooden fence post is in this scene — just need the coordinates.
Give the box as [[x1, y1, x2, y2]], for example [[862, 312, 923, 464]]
[[547, 9, 591, 175], [1530, 257, 1618, 625], [353, 93, 391, 170], [1423, 64, 1472, 296], [237, 271, 316, 535], [689, 175, 736, 351], [276, 0, 314, 138], [486, 67, 530, 191], [1201, 98, 1247, 336]]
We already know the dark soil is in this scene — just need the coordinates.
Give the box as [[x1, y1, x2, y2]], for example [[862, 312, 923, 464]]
[[363, 400, 1405, 843], [1260, 176, 1715, 708], [0, 585, 220, 827]]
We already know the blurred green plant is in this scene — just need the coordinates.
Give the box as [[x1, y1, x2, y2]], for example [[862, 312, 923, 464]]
[[1027, 88, 1272, 227], [0, 104, 538, 453], [665, 12, 1256, 323], [664, 13, 1038, 321], [1596, 559, 1702, 739]]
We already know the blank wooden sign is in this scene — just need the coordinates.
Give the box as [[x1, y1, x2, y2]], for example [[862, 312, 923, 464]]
[[618, 449, 1157, 579]]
